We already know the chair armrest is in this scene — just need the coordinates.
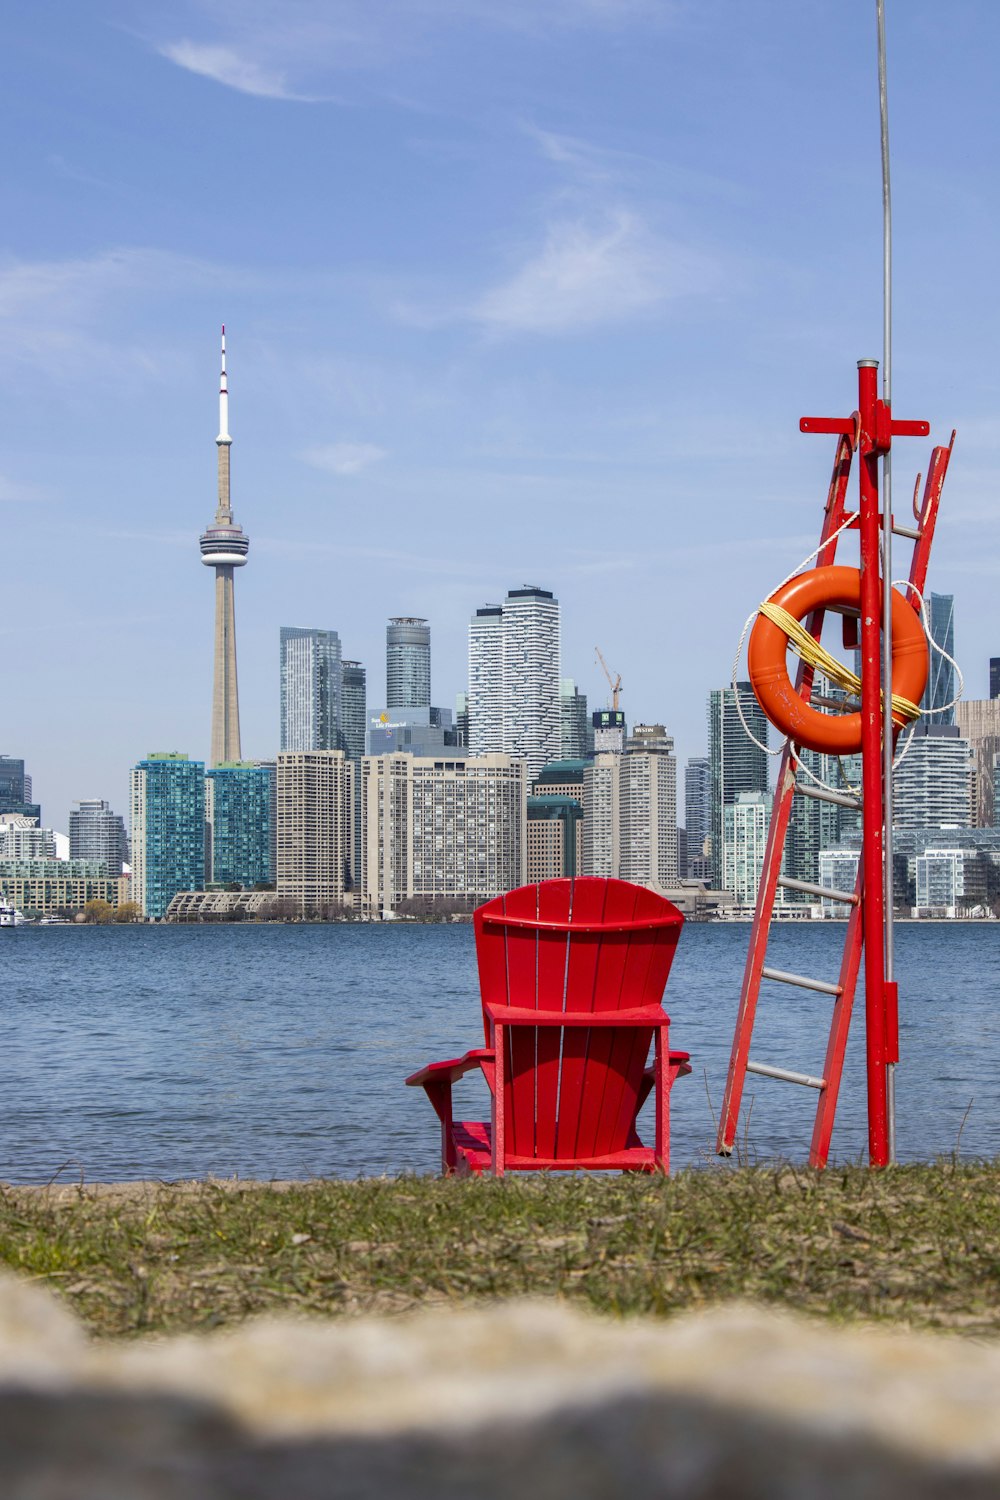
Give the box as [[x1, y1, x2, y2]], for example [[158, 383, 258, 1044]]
[[405, 1048, 494, 1089]]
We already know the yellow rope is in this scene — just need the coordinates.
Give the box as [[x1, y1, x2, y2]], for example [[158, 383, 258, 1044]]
[[759, 600, 922, 726]]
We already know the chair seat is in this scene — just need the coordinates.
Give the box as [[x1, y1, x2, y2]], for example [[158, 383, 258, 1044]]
[[452, 1120, 661, 1174]]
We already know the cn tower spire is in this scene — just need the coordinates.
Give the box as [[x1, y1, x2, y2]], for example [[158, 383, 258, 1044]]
[[200, 325, 249, 766]]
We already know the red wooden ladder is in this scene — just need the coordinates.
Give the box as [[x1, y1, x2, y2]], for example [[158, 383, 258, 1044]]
[[717, 428, 954, 1168]]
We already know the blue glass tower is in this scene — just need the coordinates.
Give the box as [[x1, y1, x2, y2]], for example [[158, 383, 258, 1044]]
[[130, 754, 206, 919], [206, 763, 272, 887]]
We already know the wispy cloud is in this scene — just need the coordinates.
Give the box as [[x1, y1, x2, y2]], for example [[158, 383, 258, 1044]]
[[301, 442, 387, 475], [470, 209, 710, 334], [158, 40, 320, 101], [0, 475, 46, 504]]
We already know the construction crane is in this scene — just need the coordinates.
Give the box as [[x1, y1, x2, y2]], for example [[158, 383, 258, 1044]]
[[594, 646, 622, 712]]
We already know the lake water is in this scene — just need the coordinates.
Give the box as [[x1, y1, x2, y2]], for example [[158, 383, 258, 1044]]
[[1, 921, 998, 1182]]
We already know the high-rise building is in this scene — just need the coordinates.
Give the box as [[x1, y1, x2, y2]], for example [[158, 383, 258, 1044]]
[[526, 798, 582, 881], [199, 329, 250, 767], [618, 725, 678, 891], [582, 753, 619, 877], [275, 751, 353, 917], [0, 756, 40, 822], [892, 726, 973, 829], [205, 764, 272, 887], [592, 710, 626, 755], [955, 699, 1000, 826], [723, 791, 772, 907], [341, 660, 367, 889], [454, 693, 469, 748], [467, 585, 560, 779], [684, 757, 711, 880], [921, 592, 955, 725], [280, 627, 343, 752], [386, 618, 430, 713], [68, 799, 128, 876], [559, 679, 590, 759], [130, 754, 206, 919], [361, 753, 526, 915], [708, 683, 769, 890], [990, 659, 1000, 701]]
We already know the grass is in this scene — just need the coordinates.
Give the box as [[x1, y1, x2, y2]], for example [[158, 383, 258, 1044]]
[[1, 1162, 999, 1341]]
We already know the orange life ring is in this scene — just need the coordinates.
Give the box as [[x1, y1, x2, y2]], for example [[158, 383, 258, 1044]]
[[747, 564, 928, 756]]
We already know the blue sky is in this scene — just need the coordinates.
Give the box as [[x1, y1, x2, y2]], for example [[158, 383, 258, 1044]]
[[3, 0, 998, 833]]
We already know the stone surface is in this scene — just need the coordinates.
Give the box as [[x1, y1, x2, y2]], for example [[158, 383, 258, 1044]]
[[0, 1273, 998, 1496]]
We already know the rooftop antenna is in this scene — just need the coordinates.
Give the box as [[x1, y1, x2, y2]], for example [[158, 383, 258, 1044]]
[[876, 0, 897, 1163]]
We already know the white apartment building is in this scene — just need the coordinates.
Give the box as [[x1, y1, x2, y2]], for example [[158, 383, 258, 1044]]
[[893, 730, 973, 829], [582, 753, 619, 876], [618, 725, 678, 890], [0, 815, 55, 861], [275, 750, 353, 917], [467, 586, 560, 779], [817, 848, 861, 917], [723, 791, 771, 907], [914, 848, 965, 916], [361, 753, 526, 915]]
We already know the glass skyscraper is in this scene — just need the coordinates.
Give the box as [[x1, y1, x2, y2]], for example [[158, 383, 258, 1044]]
[[708, 683, 769, 890], [340, 660, 367, 889], [386, 618, 430, 713], [921, 592, 955, 726], [130, 754, 205, 919], [0, 755, 40, 822], [280, 627, 342, 752], [205, 764, 272, 887]]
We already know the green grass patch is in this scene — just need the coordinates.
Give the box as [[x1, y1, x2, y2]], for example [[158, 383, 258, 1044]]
[[2, 1163, 999, 1340]]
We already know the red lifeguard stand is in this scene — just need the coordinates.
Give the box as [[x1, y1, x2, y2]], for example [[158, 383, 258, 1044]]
[[717, 360, 954, 1168]]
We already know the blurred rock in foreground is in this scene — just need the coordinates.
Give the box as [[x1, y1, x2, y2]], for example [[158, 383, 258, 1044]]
[[0, 1272, 998, 1498]]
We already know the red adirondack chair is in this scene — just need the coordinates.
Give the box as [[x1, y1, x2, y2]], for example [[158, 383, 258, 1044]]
[[406, 877, 691, 1175]]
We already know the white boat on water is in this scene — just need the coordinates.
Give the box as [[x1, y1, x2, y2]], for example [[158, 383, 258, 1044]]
[[0, 893, 24, 928]]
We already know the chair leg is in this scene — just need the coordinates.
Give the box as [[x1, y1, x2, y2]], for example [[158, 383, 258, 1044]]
[[423, 1081, 457, 1174]]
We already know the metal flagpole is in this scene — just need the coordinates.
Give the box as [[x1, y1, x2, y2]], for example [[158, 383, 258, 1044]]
[[876, 0, 897, 1163]]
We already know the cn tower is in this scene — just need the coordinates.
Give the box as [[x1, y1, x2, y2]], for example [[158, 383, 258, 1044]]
[[200, 327, 249, 766]]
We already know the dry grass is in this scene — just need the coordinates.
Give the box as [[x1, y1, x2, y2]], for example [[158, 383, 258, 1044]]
[[1, 1163, 998, 1340]]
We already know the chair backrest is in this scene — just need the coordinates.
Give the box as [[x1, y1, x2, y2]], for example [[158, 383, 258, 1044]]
[[473, 878, 684, 1160]]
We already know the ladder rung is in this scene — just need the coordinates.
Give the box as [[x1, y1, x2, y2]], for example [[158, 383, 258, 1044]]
[[778, 876, 859, 905], [761, 966, 843, 996], [747, 1060, 826, 1090], [892, 523, 922, 541], [794, 782, 862, 810]]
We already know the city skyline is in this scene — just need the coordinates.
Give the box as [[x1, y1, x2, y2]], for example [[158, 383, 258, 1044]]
[[4, 3, 999, 831]]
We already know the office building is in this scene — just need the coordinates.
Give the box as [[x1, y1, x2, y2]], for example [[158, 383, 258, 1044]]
[[280, 627, 343, 752], [0, 756, 40, 822], [708, 684, 769, 890], [341, 660, 367, 888], [559, 679, 591, 759], [592, 710, 626, 755], [199, 329, 250, 766], [723, 791, 771, 908], [130, 754, 206, 919], [527, 797, 582, 881], [920, 593, 956, 725], [386, 618, 431, 713], [532, 760, 587, 802], [955, 699, 1000, 826], [454, 693, 469, 748], [361, 753, 526, 915], [68, 799, 128, 877], [205, 763, 272, 887], [275, 751, 353, 917], [684, 757, 711, 880], [990, 659, 1000, 701], [467, 585, 560, 779], [618, 725, 678, 891]]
